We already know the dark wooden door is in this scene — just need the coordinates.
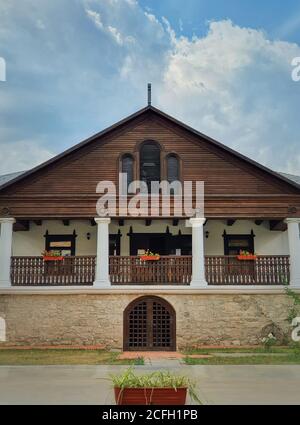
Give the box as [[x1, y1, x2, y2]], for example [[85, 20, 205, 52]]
[[124, 296, 176, 351], [130, 234, 170, 255]]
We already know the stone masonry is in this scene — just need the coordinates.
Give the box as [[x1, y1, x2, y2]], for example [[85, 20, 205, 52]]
[[0, 293, 293, 347]]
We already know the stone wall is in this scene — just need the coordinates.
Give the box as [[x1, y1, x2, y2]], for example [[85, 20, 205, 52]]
[[0, 293, 292, 347]]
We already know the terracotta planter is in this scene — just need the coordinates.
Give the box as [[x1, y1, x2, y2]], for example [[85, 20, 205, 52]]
[[237, 255, 257, 261], [114, 387, 187, 405], [140, 256, 160, 261], [43, 256, 64, 261]]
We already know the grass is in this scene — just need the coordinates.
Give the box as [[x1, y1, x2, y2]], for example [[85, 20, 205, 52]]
[[183, 345, 300, 365], [183, 346, 299, 355], [0, 349, 144, 366]]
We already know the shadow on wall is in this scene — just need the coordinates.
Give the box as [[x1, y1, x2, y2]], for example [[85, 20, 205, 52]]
[[0, 317, 6, 342]]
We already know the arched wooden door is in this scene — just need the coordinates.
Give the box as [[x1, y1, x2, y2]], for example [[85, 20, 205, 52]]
[[124, 296, 176, 351]]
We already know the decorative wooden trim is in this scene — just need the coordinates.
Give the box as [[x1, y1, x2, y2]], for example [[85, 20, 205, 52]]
[[227, 219, 236, 226], [255, 220, 264, 226], [13, 220, 30, 232], [269, 220, 288, 232]]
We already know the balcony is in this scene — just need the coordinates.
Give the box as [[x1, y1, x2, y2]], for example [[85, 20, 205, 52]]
[[10, 255, 290, 286]]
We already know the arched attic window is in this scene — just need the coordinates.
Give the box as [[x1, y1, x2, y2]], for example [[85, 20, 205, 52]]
[[121, 154, 134, 193], [140, 141, 161, 192], [166, 154, 180, 184], [166, 154, 180, 195]]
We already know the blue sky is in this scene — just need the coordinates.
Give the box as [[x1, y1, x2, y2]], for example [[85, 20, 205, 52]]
[[0, 0, 300, 175], [141, 0, 300, 43]]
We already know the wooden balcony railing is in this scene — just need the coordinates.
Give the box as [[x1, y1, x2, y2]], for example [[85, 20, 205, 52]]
[[109, 256, 192, 285], [205, 255, 290, 285], [11, 256, 96, 286], [10, 255, 290, 286]]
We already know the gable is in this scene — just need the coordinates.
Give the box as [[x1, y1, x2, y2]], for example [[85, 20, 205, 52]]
[[1, 111, 299, 197], [1, 107, 300, 218]]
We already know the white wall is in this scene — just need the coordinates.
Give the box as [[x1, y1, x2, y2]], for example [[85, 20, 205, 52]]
[[12, 220, 97, 256], [204, 220, 289, 255], [12, 219, 289, 256]]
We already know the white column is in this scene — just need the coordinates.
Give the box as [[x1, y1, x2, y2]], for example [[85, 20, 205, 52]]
[[286, 218, 300, 288], [189, 217, 207, 287], [94, 217, 111, 288], [0, 218, 15, 287]]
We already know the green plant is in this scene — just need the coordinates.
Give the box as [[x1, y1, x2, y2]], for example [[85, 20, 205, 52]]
[[110, 367, 201, 404], [284, 282, 300, 323], [261, 333, 277, 350], [239, 250, 256, 256], [42, 250, 61, 257], [141, 250, 160, 257]]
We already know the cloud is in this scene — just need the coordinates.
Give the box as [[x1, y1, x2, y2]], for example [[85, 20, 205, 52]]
[[86, 9, 103, 29], [0, 140, 54, 174], [0, 1, 300, 177], [86, 6, 135, 45], [156, 20, 300, 174]]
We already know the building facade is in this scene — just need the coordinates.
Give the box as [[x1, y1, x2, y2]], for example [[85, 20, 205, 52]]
[[0, 105, 300, 349]]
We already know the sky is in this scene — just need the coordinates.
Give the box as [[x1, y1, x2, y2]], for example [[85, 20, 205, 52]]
[[0, 0, 300, 175]]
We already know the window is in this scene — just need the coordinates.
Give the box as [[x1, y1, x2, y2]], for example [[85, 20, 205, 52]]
[[140, 141, 161, 191], [224, 234, 254, 255], [45, 234, 76, 256], [109, 234, 121, 256], [167, 154, 179, 183], [121, 154, 134, 193]]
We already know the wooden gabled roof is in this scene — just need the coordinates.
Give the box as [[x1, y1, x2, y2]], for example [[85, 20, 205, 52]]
[[0, 105, 300, 192]]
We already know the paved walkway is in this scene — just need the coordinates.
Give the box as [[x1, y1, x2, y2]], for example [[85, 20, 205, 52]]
[[1, 365, 300, 405]]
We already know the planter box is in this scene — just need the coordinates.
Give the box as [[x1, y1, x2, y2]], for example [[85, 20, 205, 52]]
[[237, 255, 257, 261], [114, 387, 187, 405], [140, 256, 160, 261], [43, 256, 64, 261]]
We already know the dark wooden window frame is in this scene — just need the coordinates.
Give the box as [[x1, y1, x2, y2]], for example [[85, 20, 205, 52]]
[[223, 233, 255, 255], [44, 233, 77, 256], [109, 233, 121, 256], [123, 296, 176, 351], [139, 140, 162, 192], [129, 232, 173, 256], [119, 153, 135, 194], [165, 152, 181, 183]]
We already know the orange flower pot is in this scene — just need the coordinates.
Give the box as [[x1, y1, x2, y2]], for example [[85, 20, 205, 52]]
[[237, 255, 257, 261], [114, 387, 187, 405], [140, 256, 160, 261], [43, 256, 64, 261]]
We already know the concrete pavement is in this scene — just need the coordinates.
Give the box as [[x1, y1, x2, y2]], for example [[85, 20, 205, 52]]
[[1, 364, 300, 405]]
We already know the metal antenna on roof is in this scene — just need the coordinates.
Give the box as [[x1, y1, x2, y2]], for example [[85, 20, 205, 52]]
[[147, 83, 152, 106]]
